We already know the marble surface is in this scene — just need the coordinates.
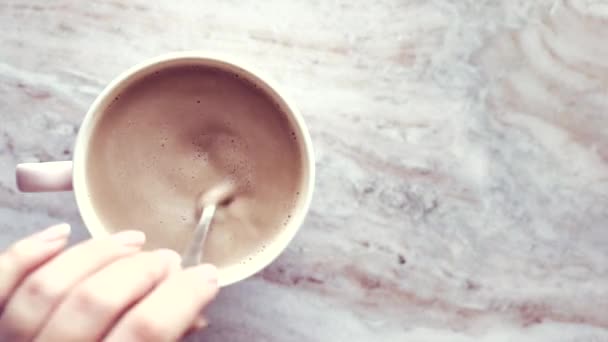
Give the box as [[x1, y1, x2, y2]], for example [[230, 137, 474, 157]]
[[1, 0, 607, 341]]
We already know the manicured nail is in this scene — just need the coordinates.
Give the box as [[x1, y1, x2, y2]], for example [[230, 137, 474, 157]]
[[195, 263, 219, 285], [111, 230, 146, 246], [35, 223, 71, 241]]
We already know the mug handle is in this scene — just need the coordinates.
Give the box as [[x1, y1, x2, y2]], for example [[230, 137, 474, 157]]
[[16, 161, 73, 192]]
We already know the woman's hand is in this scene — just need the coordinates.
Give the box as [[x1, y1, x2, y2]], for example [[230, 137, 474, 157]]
[[0, 224, 219, 341]]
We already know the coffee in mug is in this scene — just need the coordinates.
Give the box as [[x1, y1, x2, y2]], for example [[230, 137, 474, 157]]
[[15, 53, 315, 286], [88, 64, 304, 268]]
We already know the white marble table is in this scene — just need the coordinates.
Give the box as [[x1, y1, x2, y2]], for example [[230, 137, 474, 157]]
[[1, 0, 607, 341]]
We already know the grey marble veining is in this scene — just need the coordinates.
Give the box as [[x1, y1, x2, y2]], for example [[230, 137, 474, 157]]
[[1, 0, 607, 341]]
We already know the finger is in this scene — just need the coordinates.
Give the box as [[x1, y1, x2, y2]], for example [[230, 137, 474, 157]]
[[0, 230, 145, 342], [105, 264, 219, 342], [36, 249, 181, 342], [0, 224, 71, 310]]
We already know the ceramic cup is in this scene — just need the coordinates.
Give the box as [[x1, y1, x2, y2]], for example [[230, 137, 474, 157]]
[[15, 52, 315, 287]]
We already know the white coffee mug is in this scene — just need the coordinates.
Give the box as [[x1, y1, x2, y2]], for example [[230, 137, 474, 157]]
[[15, 52, 315, 287]]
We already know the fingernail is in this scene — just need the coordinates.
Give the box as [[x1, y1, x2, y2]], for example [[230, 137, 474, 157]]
[[111, 230, 146, 246], [35, 223, 71, 241], [195, 264, 219, 285], [154, 248, 182, 267], [192, 315, 208, 329]]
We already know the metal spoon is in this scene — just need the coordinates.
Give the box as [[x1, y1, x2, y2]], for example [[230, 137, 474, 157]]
[[181, 181, 236, 267], [181, 204, 217, 268]]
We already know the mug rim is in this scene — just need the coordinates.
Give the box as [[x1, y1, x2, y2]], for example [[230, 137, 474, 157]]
[[72, 51, 315, 287]]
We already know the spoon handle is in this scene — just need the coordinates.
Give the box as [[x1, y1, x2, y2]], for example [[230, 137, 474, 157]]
[[182, 204, 216, 267]]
